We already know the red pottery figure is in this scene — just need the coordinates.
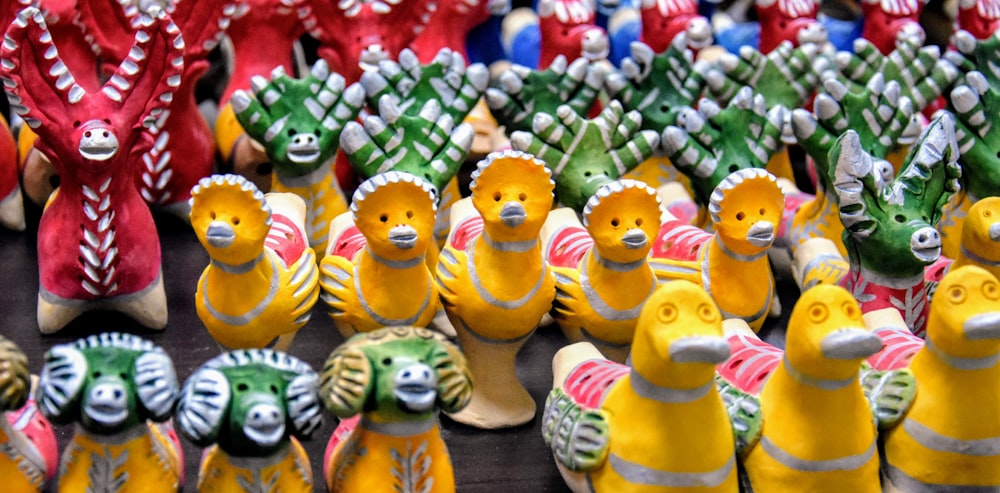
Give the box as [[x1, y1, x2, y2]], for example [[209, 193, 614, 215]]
[[639, 0, 712, 53], [756, 0, 827, 53], [860, 0, 927, 55]]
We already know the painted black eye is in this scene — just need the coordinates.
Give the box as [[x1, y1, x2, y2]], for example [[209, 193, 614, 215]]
[[382, 358, 392, 366], [380, 214, 389, 223], [236, 383, 249, 392], [269, 385, 279, 394], [895, 215, 905, 223], [736, 212, 746, 221], [92, 371, 102, 378], [287, 129, 297, 136]]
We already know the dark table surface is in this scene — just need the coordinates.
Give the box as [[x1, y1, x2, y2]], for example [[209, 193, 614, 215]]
[[0, 202, 795, 492]]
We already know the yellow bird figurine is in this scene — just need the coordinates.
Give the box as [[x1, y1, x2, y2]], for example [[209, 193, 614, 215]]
[[190, 174, 320, 351], [949, 197, 1000, 281], [436, 149, 556, 428], [319, 171, 442, 340], [543, 280, 748, 493], [881, 265, 1000, 491], [741, 284, 884, 492], [542, 179, 663, 363]]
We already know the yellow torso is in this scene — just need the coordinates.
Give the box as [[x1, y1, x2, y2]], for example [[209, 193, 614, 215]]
[[788, 191, 847, 257], [327, 419, 454, 493], [701, 241, 773, 331], [197, 249, 319, 349], [271, 166, 349, 256], [742, 367, 880, 492], [58, 424, 180, 493], [0, 424, 46, 492], [197, 440, 312, 493], [590, 376, 738, 493]]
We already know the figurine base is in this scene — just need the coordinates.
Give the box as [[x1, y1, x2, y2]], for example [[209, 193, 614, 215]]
[[37, 273, 168, 334], [0, 185, 25, 231]]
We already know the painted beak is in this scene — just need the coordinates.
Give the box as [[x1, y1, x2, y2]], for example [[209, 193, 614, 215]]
[[500, 202, 527, 228], [964, 312, 1000, 340], [206, 221, 235, 248], [820, 328, 883, 360], [669, 336, 731, 364], [388, 225, 418, 250], [746, 221, 775, 247], [622, 228, 648, 249], [989, 223, 1000, 242]]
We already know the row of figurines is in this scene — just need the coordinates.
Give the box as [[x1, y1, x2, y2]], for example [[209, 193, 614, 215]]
[[2, 262, 999, 493]]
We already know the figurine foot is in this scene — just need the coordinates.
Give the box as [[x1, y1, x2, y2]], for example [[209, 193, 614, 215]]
[[36, 295, 88, 334], [445, 381, 536, 429], [111, 274, 168, 330], [0, 185, 25, 231]]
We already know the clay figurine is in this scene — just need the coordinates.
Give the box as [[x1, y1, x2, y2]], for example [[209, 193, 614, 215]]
[[320, 172, 441, 339], [1, 7, 183, 333], [651, 168, 785, 331], [502, 0, 609, 70], [409, 0, 509, 63], [860, 0, 926, 55], [190, 174, 320, 351], [950, 197, 1000, 280], [541, 180, 663, 363], [543, 280, 753, 492], [713, 0, 827, 55], [638, 0, 713, 53], [436, 150, 555, 428], [176, 349, 323, 493], [37, 333, 183, 492], [321, 326, 472, 493], [957, 0, 1000, 40], [232, 60, 366, 255], [0, 335, 58, 492], [880, 265, 1000, 491]]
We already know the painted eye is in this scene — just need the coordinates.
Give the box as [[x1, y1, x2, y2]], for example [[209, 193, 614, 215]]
[[493, 192, 502, 202], [287, 129, 297, 136], [985, 210, 993, 218], [382, 358, 393, 366], [736, 212, 745, 221], [84, 131, 92, 138], [698, 303, 717, 322], [984, 282, 999, 300], [658, 303, 678, 323], [517, 192, 526, 201], [949, 286, 967, 304], [73, 120, 81, 128], [635, 218, 644, 227], [231, 216, 240, 225], [842, 301, 859, 318], [808, 303, 828, 323], [895, 215, 906, 223], [611, 218, 620, 227], [92, 371, 102, 378], [269, 385, 279, 394], [759, 208, 765, 216], [380, 214, 388, 223], [236, 383, 249, 392], [406, 210, 413, 219], [210, 211, 216, 220]]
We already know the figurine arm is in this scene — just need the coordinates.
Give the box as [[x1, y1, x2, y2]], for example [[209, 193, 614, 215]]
[[707, 41, 823, 111], [859, 363, 916, 430], [114, 8, 186, 132], [542, 388, 610, 471], [168, 0, 242, 60]]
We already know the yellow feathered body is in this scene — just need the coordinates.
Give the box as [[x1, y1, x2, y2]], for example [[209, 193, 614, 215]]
[[197, 439, 312, 493], [58, 423, 180, 493]]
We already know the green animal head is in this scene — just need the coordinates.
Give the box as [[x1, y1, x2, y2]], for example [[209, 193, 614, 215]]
[[830, 113, 962, 278], [320, 326, 472, 424], [232, 60, 365, 178], [36, 333, 178, 435], [176, 349, 322, 458]]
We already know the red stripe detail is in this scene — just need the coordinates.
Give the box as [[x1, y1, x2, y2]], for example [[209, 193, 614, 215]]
[[564, 359, 629, 408], [651, 219, 711, 261], [868, 327, 924, 370], [324, 415, 361, 481], [6, 399, 58, 480], [547, 227, 593, 268], [449, 215, 484, 251], [266, 214, 307, 264], [717, 333, 783, 394], [329, 225, 367, 260]]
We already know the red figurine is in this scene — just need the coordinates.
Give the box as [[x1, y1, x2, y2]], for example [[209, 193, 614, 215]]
[[537, 0, 608, 68], [410, 0, 508, 63], [860, 0, 927, 55], [639, 0, 712, 53], [756, 0, 827, 53], [957, 0, 1000, 41]]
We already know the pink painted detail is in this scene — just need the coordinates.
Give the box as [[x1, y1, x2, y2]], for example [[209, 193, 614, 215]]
[[448, 215, 485, 251], [650, 218, 711, 261], [323, 415, 360, 482], [924, 256, 952, 284], [563, 359, 629, 409], [778, 189, 815, 240], [265, 214, 308, 265], [538, 0, 607, 68], [756, 0, 824, 53], [546, 226, 593, 268], [716, 332, 782, 394], [664, 198, 699, 226], [6, 399, 58, 481], [840, 269, 929, 337], [861, 0, 925, 55], [639, 0, 709, 53], [221, 0, 304, 105], [158, 422, 186, 485], [410, 0, 492, 62], [329, 225, 367, 260], [958, 0, 1000, 40], [867, 326, 923, 370]]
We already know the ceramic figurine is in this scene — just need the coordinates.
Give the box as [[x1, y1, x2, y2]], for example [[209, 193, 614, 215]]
[[1, 7, 182, 333], [190, 174, 320, 351], [0, 114, 23, 231], [787, 74, 916, 256], [214, 0, 305, 190], [639, 0, 712, 53], [502, 0, 609, 70], [435, 150, 555, 428], [0, 335, 58, 492], [957, 0, 1000, 40], [320, 326, 473, 493], [541, 180, 663, 363], [878, 265, 1000, 490], [285, 0, 434, 84], [860, 0, 926, 55], [949, 197, 1000, 280], [231, 60, 365, 255], [510, 100, 659, 212], [830, 115, 961, 337], [755, 0, 827, 53], [320, 172, 441, 339], [864, 307, 925, 370], [409, 0, 509, 63], [650, 168, 784, 331], [716, 319, 783, 394], [739, 285, 885, 492], [176, 349, 323, 493], [37, 333, 182, 492], [542, 280, 754, 493]]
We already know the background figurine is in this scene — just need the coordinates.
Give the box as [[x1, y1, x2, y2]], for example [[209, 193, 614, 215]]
[[190, 174, 320, 351], [503, 0, 609, 70], [949, 197, 1000, 280], [0, 335, 57, 492], [860, 0, 926, 55], [176, 349, 323, 493], [0, 7, 183, 333], [436, 150, 555, 428], [0, 109, 23, 231], [543, 280, 751, 493], [320, 326, 473, 493], [321, 172, 441, 339], [36, 333, 182, 492]]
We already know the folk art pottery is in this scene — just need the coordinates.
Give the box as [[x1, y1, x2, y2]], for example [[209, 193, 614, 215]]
[[321, 172, 441, 339], [231, 60, 366, 256], [37, 333, 183, 493], [502, 0, 609, 70], [409, 0, 509, 63], [542, 280, 755, 493], [436, 150, 556, 428], [320, 326, 473, 493], [190, 174, 320, 351], [176, 349, 323, 493], [541, 180, 663, 363], [0, 113, 24, 231], [0, 335, 58, 492], [0, 6, 183, 333]]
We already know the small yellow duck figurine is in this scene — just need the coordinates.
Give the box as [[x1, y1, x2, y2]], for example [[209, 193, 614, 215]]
[[949, 196, 1000, 280], [650, 168, 784, 331], [542, 280, 746, 493], [742, 284, 884, 492], [436, 149, 556, 428], [190, 174, 320, 351], [541, 179, 663, 363], [881, 265, 1000, 491], [320, 171, 442, 340]]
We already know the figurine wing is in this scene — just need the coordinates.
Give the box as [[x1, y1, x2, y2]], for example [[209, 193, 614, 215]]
[[319, 254, 358, 320], [283, 249, 320, 327], [551, 266, 589, 329], [434, 244, 467, 309], [715, 375, 763, 456], [859, 363, 916, 430]]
